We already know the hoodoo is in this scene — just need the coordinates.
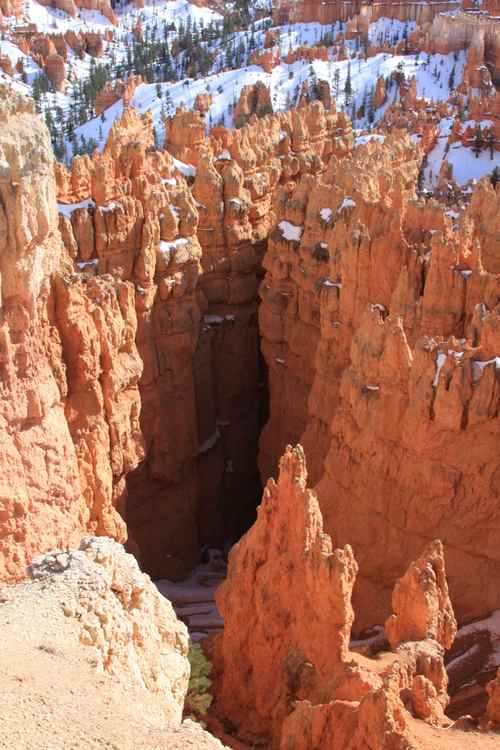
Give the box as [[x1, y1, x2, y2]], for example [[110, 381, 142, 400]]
[[211, 444, 483, 749]]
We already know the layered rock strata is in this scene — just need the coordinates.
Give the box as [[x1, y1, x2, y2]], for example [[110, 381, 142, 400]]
[[272, 0, 459, 26], [53, 99, 352, 580], [0, 86, 143, 581], [258, 131, 500, 630]]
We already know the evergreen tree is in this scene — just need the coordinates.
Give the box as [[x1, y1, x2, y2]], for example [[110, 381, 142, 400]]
[[486, 130, 495, 159], [473, 125, 484, 158], [333, 67, 340, 97], [491, 166, 500, 188], [448, 64, 456, 91], [344, 61, 352, 105]]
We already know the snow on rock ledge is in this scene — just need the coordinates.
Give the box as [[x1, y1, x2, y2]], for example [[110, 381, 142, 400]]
[[28, 536, 190, 723]]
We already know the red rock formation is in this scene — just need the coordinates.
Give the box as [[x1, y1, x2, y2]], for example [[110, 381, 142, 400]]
[[165, 106, 211, 167], [385, 539, 457, 650], [212, 443, 481, 749], [258, 128, 500, 634], [373, 74, 387, 109], [95, 75, 143, 116], [272, 0, 458, 25], [0, 54, 13, 75], [0, 0, 22, 14], [264, 29, 279, 48], [214, 444, 358, 743], [0, 88, 144, 582], [194, 91, 213, 115], [259, 132, 416, 487], [422, 12, 500, 85], [284, 45, 329, 65], [44, 52, 66, 91], [0, 88, 84, 582], [250, 48, 280, 72], [233, 81, 273, 128], [35, 0, 117, 24], [486, 669, 500, 726]]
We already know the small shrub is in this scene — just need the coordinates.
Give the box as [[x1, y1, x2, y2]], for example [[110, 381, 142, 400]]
[[185, 642, 213, 716]]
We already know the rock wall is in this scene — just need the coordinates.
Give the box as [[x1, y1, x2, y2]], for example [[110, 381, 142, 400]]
[[35, 0, 117, 24], [259, 132, 417, 485], [272, 0, 460, 26], [0, 0, 23, 15], [0, 88, 84, 581], [421, 12, 500, 85], [233, 82, 273, 129], [259, 129, 500, 630], [51, 99, 353, 581], [3, 76, 500, 664], [0, 90, 144, 582]]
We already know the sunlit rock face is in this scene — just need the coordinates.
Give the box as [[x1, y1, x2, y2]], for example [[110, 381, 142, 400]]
[[258, 130, 500, 631], [0, 88, 145, 583], [212, 444, 459, 750]]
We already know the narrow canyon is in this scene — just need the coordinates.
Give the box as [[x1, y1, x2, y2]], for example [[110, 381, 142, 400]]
[[4, 73, 500, 629]]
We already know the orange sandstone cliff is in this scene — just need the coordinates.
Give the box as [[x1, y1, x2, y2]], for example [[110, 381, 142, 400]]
[[3, 75, 500, 668], [210, 444, 500, 750], [258, 129, 500, 631], [53, 99, 352, 581], [0, 87, 144, 581]]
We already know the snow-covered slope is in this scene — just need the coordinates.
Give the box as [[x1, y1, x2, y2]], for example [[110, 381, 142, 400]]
[[0, 0, 499, 189]]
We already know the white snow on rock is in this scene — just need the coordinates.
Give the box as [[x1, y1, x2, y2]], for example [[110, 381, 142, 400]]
[[472, 357, 500, 382], [456, 609, 500, 669], [355, 133, 386, 147], [172, 157, 197, 178], [76, 259, 98, 270], [278, 220, 303, 242], [433, 349, 466, 388], [432, 351, 447, 388], [320, 208, 333, 222], [338, 197, 356, 212], [58, 199, 95, 217], [204, 314, 224, 325], [321, 277, 342, 288]]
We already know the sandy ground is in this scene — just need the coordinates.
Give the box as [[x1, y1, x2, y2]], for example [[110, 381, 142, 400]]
[[0, 580, 227, 750]]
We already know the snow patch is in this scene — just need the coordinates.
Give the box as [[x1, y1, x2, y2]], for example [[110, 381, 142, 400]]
[[198, 429, 221, 454], [173, 157, 196, 178], [472, 357, 500, 382], [338, 197, 356, 212], [58, 199, 95, 217], [432, 351, 447, 388], [278, 220, 303, 242], [355, 134, 385, 147]]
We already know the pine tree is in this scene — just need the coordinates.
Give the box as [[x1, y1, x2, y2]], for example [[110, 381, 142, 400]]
[[344, 61, 352, 105], [486, 130, 495, 159], [491, 166, 500, 188], [473, 125, 483, 158], [448, 65, 456, 91], [333, 67, 340, 97]]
